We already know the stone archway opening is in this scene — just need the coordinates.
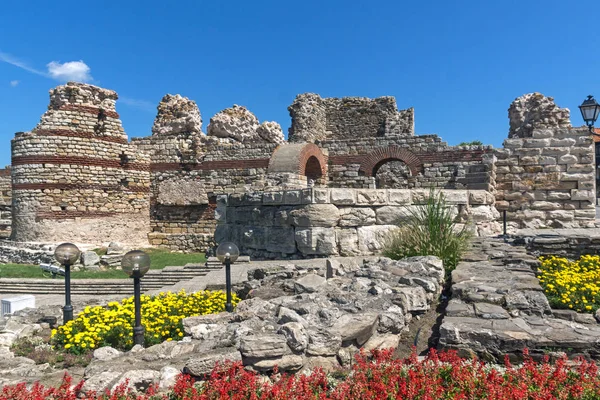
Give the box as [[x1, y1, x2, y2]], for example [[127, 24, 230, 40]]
[[305, 156, 324, 185], [373, 159, 414, 189]]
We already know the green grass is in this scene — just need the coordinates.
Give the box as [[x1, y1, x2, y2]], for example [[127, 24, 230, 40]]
[[0, 248, 206, 280]]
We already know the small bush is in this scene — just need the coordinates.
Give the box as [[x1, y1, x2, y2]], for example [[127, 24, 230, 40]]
[[382, 189, 472, 272], [458, 140, 483, 146], [51, 289, 240, 354], [539, 255, 600, 313]]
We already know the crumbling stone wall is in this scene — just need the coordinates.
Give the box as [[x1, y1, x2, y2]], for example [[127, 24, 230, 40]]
[[323, 136, 496, 190], [135, 95, 283, 251], [495, 94, 596, 229], [215, 188, 499, 259], [10, 82, 151, 243], [0, 167, 11, 239], [288, 94, 414, 142]]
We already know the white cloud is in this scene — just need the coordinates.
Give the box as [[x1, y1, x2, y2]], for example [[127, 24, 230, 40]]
[[0, 51, 46, 76], [47, 60, 92, 82], [9, 80, 19, 87], [0, 51, 93, 83]]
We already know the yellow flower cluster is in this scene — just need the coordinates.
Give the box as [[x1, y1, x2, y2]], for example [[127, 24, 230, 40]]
[[538, 255, 600, 313], [51, 289, 239, 354]]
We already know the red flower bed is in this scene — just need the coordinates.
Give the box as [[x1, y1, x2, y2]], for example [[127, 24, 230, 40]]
[[3, 349, 600, 400]]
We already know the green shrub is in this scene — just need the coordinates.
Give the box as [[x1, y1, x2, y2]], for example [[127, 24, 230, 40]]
[[382, 189, 472, 272], [458, 140, 483, 146]]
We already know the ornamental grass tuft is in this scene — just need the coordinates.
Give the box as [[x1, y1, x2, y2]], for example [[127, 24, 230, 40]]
[[382, 188, 472, 273], [51, 289, 239, 354], [539, 255, 600, 313]]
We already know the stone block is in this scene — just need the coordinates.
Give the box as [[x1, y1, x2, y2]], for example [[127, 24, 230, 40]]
[[335, 228, 361, 256], [339, 207, 376, 227], [356, 189, 387, 205], [240, 334, 289, 358], [468, 190, 492, 205], [295, 227, 338, 256], [571, 189, 594, 202], [240, 226, 267, 249], [157, 180, 209, 206], [574, 209, 596, 219], [312, 188, 329, 204], [532, 129, 554, 138], [531, 201, 561, 210], [330, 188, 356, 205], [388, 190, 412, 205], [468, 205, 500, 222], [538, 156, 557, 165], [265, 226, 296, 254], [263, 191, 284, 205], [567, 164, 594, 173], [283, 190, 302, 205], [547, 210, 574, 221], [289, 204, 340, 227], [357, 225, 397, 254], [441, 190, 468, 204], [549, 138, 576, 147], [547, 191, 571, 200], [559, 154, 578, 164], [300, 189, 313, 204], [522, 138, 550, 148], [376, 206, 415, 225]]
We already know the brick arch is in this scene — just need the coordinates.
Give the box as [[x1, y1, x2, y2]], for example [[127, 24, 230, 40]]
[[268, 143, 328, 177], [360, 146, 423, 177]]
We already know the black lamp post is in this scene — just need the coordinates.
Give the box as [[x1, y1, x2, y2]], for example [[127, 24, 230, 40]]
[[215, 242, 239, 312], [579, 95, 600, 133], [121, 250, 151, 346], [54, 243, 81, 323]]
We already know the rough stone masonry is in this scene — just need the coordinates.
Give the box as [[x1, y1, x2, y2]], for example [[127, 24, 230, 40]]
[[7, 84, 596, 252]]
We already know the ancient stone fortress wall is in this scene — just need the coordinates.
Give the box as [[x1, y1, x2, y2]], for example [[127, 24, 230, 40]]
[[10, 82, 151, 244], [215, 188, 498, 259], [136, 95, 285, 251], [495, 93, 596, 229], [0, 167, 12, 239], [287, 93, 495, 191]]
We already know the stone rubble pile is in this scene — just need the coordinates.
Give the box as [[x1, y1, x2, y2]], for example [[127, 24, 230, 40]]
[[0, 256, 444, 391]]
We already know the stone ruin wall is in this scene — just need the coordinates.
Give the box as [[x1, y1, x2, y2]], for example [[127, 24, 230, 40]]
[[7, 84, 597, 252], [495, 93, 596, 229], [133, 95, 284, 251], [10, 82, 151, 245], [215, 188, 499, 259], [0, 167, 12, 239]]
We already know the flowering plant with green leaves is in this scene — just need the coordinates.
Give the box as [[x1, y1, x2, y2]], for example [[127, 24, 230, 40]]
[[51, 289, 239, 354]]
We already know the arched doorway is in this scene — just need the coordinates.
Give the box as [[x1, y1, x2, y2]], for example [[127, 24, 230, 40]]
[[305, 156, 323, 184], [373, 159, 414, 189]]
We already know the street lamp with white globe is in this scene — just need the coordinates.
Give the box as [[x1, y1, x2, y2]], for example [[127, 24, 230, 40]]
[[121, 250, 151, 346], [54, 243, 81, 323], [215, 242, 239, 312]]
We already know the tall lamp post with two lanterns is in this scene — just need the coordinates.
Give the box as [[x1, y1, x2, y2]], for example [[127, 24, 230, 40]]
[[54, 243, 81, 323], [121, 250, 151, 346]]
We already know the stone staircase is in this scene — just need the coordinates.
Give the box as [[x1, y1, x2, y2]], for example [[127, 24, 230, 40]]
[[0, 263, 217, 295]]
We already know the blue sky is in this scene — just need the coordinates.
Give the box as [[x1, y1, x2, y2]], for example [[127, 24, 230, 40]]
[[1, 0, 599, 167]]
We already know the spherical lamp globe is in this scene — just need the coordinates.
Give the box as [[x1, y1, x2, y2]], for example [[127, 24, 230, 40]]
[[216, 242, 239, 264], [121, 250, 151, 278], [54, 243, 81, 266]]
